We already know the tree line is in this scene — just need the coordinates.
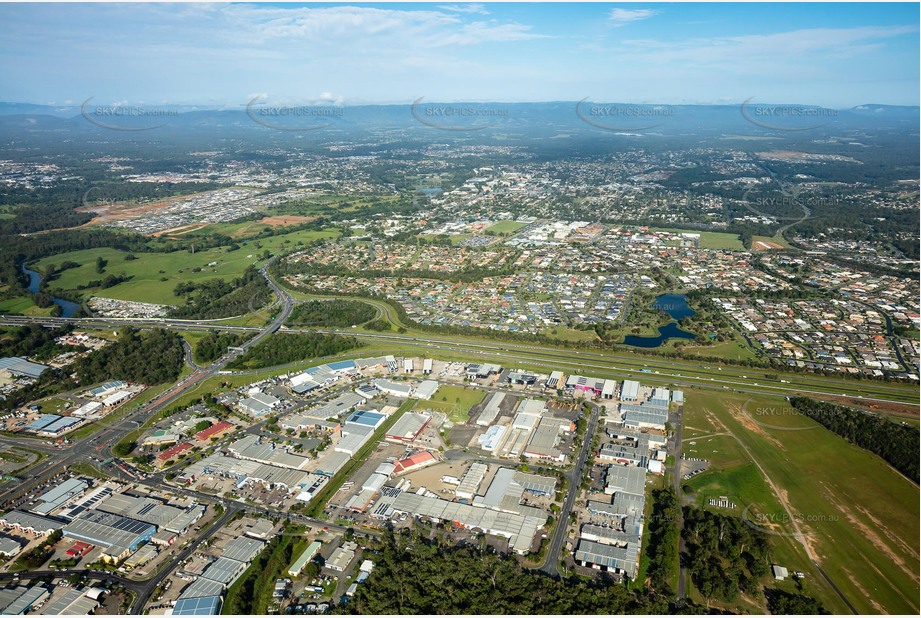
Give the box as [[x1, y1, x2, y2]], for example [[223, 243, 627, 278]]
[[74, 328, 184, 385], [287, 299, 376, 328], [226, 331, 362, 370]]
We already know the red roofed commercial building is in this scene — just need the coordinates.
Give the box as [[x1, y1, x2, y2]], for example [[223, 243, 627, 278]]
[[393, 451, 437, 474], [66, 541, 93, 557], [157, 442, 193, 464], [384, 412, 431, 444], [194, 420, 235, 442]]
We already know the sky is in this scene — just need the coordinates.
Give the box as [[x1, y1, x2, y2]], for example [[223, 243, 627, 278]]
[[0, 1, 918, 108]]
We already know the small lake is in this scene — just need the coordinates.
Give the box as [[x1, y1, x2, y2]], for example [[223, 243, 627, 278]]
[[621, 293, 696, 348], [21, 264, 80, 317]]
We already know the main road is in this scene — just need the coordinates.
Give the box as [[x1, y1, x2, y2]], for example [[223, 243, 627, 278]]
[[539, 402, 600, 577]]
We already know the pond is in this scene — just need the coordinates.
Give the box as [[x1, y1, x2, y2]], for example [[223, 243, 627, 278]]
[[21, 264, 81, 317], [621, 294, 696, 348]]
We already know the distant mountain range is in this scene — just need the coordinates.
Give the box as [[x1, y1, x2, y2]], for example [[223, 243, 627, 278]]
[[0, 101, 915, 139]]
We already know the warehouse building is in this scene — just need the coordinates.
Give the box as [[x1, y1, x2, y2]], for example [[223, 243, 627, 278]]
[[0, 357, 47, 379], [393, 451, 436, 474], [385, 412, 431, 444], [0, 510, 62, 536], [422, 359, 433, 375], [63, 510, 156, 561], [0, 536, 22, 558], [465, 363, 502, 378], [96, 492, 205, 534], [39, 587, 100, 615], [620, 380, 640, 401], [544, 371, 564, 389], [288, 541, 322, 577], [327, 541, 358, 572], [455, 463, 488, 501], [0, 583, 50, 615], [30, 478, 89, 516], [373, 379, 412, 398], [347, 409, 386, 430], [604, 465, 647, 496], [476, 424, 506, 452], [574, 539, 638, 578], [476, 392, 505, 427], [335, 422, 376, 457], [413, 380, 439, 401]]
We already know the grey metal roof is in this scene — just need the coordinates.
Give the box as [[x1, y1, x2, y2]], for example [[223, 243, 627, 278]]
[[172, 595, 222, 615]]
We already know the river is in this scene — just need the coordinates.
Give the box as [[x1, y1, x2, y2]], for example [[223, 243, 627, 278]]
[[21, 264, 81, 317]]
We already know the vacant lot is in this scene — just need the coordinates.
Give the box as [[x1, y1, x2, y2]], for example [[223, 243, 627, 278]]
[[417, 385, 486, 424]]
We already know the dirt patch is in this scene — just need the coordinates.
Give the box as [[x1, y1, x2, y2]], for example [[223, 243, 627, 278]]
[[843, 567, 886, 613], [820, 481, 918, 584], [806, 393, 919, 420], [752, 240, 783, 251], [257, 215, 316, 227], [731, 400, 785, 450], [151, 222, 210, 237]]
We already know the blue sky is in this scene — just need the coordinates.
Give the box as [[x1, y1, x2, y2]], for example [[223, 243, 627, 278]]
[[0, 2, 917, 107]]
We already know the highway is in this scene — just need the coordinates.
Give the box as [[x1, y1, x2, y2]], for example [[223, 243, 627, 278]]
[[1, 312, 915, 406]]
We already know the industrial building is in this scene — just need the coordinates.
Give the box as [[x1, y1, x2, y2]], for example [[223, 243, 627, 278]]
[[63, 510, 156, 561], [393, 450, 436, 474], [327, 541, 358, 572], [0, 536, 22, 558], [604, 465, 647, 496], [373, 379, 412, 398], [385, 412, 431, 443], [455, 463, 488, 501], [574, 539, 639, 578], [30, 478, 88, 516], [620, 380, 640, 401], [95, 492, 204, 534], [413, 380, 439, 400], [476, 392, 505, 426], [288, 541, 322, 577], [465, 363, 502, 379], [0, 357, 47, 379], [346, 409, 386, 430], [335, 422, 376, 457], [0, 510, 62, 536]]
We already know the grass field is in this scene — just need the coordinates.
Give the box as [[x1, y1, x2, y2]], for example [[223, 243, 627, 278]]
[[417, 384, 486, 423], [540, 327, 599, 342], [31, 228, 339, 306], [681, 388, 920, 614], [485, 220, 527, 234], [677, 338, 759, 362], [652, 227, 744, 250], [0, 296, 56, 316]]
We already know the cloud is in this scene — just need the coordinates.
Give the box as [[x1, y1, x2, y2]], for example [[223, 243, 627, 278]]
[[439, 4, 489, 15], [608, 8, 658, 27]]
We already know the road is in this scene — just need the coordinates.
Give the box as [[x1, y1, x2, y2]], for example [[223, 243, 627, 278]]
[[539, 402, 600, 577], [127, 504, 239, 614]]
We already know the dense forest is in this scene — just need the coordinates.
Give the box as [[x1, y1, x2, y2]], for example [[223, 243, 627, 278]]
[[74, 328, 184, 385], [765, 588, 829, 615], [788, 396, 920, 483], [287, 299, 376, 327], [226, 332, 361, 370], [338, 529, 701, 615], [170, 266, 272, 319], [682, 507, 772, 604], [645, 487, 682, 594], [193, 332, 246, 364]]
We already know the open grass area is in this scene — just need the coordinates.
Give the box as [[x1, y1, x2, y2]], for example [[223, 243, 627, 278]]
[[652, 227, 744, 250], [37, 397, 71, 414], [485, 220, 527, 235], [417, 384, 486, 423], [681, 388, 920, 614], [540, 327, 599, 343], [31, 228, 339, 306], [677, 337, 759, 362], [0, 296, 56, 316]]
